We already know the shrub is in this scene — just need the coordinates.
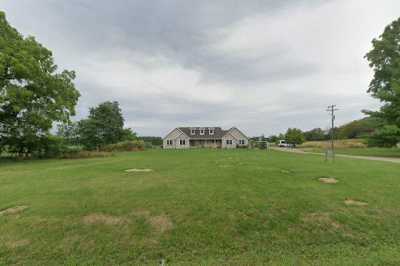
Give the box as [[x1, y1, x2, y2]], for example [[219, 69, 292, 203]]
[[144, 142, 153, 149], [259, 141, 267, 149], [367, 125, 400, 147], [101, 140, 145, 152], [38, 136, 66, 158], [1, 135, 114, 160], [139, 136, 163, 146], [38, 137, 88, 159], [285, 128, 305, 145], [60, 145, 84, 157]]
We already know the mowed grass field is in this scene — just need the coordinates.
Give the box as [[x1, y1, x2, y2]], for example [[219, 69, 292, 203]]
[[1, 150, 400, 265]]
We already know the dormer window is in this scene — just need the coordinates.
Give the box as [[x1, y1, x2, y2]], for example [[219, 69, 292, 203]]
[[209, 129, 214, 135], [190, 128, 196, 135], [200, 129, 205, 135]]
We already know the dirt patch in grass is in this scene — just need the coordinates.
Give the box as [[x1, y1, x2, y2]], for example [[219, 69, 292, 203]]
[[125, 168, 153, 172], [344, 199, 368, 206], [0, 205, 28, 216], [5, 239, 30, 249], [83, 213, 127, 225], [132, 209, 173, 234], [319, 177, 338, 184], [149, 215, 173, 233], [302, 212, 341, 229]]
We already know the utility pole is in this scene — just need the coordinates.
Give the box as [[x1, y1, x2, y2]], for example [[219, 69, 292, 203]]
[[326, 105, 339, 161]]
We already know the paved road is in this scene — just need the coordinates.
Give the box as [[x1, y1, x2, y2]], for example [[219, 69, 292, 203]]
[[271, 147, 400, 164]]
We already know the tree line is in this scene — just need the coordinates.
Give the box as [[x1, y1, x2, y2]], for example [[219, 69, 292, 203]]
[[56, 101, 142, 150], [261, 116, 389, 147], [0, 12, 145, 158]]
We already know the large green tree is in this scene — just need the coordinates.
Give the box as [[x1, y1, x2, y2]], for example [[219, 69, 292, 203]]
[[56, 122, 80, 145], [0, 11, 80, 155], [78, 101, 125, 149], [367, 125, 400, 147], [365, 17, 400, 126], [285, 128, 305, 145]]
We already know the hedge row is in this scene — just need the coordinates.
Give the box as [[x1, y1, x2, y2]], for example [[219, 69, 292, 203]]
[[100, 140, 145, 152]]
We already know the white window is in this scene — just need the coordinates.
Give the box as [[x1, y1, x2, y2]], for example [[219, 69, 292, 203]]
[[226, 139, 232, 145], [209, 129, 214, 135], [180, 139, 186, 145], [239, 139, 245, 145], [167, 140, 173, 145], [200, 129, 204, 135], [191, 129, 195, 135]]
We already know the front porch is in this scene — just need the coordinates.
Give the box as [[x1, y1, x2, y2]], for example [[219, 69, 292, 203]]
[[190, 139, 222, 148]]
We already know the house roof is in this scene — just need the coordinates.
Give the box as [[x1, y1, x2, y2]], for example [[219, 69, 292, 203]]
[[178, 127, 228, 139]]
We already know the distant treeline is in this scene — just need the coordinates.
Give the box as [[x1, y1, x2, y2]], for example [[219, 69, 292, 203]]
[[252, 116, 383, 146], [304, 116, 381, 141], [139, 136, 163, 147]]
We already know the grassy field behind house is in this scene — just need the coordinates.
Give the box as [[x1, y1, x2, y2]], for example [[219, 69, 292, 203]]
[[1, 149, 400, 265]]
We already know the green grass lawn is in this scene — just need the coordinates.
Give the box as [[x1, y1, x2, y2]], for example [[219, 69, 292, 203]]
[[301, 147, 400, 158], [1, 149, 400, 265]]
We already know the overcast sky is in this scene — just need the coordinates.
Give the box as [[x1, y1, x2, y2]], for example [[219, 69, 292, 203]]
[[2, 1, 399, 136]]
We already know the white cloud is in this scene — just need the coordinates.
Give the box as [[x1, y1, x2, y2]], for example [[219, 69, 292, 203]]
[[78, 54, 233, 104]]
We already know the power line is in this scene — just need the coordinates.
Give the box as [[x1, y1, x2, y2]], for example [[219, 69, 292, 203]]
[[326, 105, 339, 161]]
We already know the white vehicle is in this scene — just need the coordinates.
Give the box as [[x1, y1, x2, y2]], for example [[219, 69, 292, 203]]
[[278, 140, 294, 148]]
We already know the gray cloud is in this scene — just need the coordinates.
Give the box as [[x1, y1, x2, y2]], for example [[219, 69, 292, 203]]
[[2, 0, 399, 136]]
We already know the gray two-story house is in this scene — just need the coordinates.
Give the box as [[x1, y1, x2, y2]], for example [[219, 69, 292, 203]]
[[163, 127, 249, 149]]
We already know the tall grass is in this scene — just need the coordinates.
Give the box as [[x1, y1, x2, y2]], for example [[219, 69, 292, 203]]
[[299, 139, 367, 149]]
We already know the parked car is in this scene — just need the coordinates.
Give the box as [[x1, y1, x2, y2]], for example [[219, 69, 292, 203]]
[[278, 140, 295, 148]]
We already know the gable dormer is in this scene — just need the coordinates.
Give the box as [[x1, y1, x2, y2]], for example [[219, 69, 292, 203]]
[[199, 127, 205, 135]]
